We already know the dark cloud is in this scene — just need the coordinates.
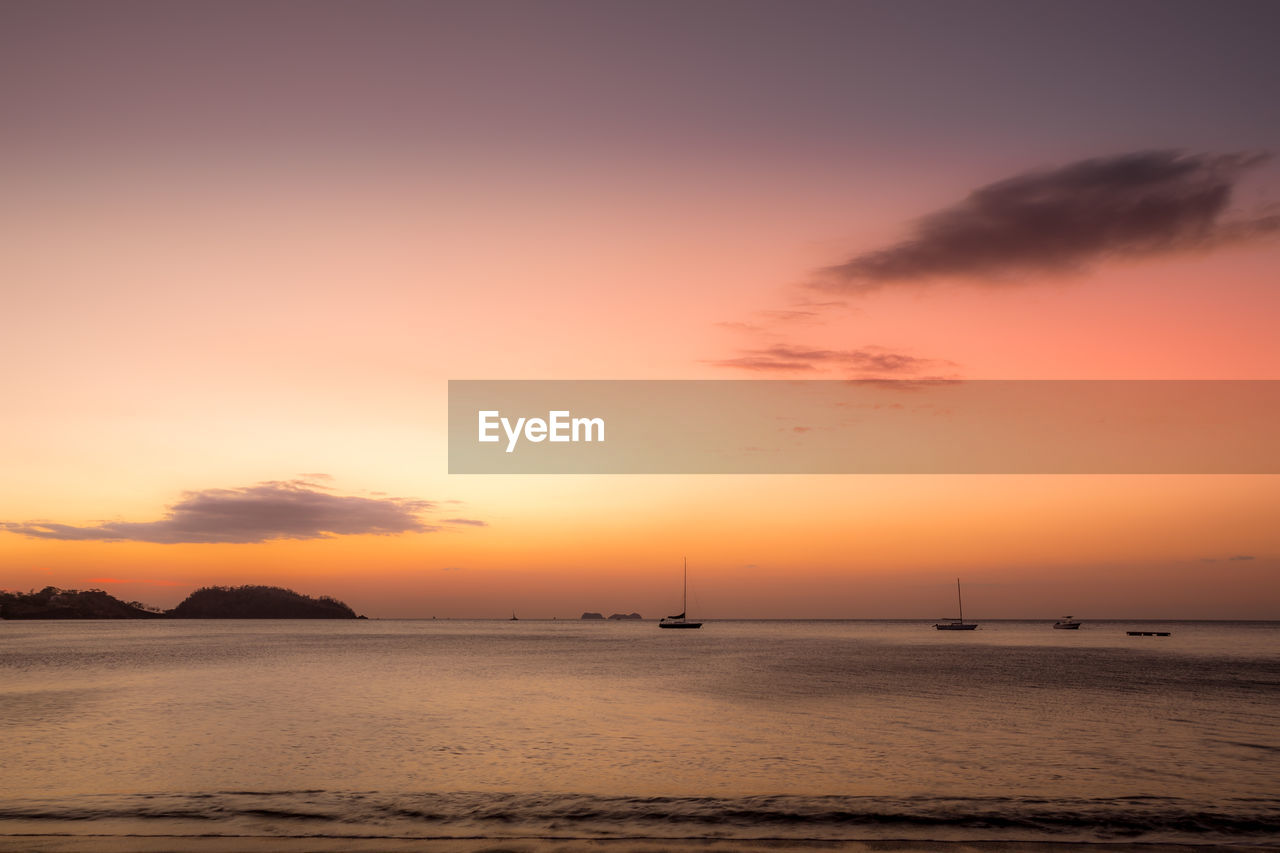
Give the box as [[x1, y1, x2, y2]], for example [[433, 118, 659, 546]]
[[443, 518, 488, 527], [819, 151, 1279, 292], [709, 344, 946, 375], [2, 479, 439, 544]]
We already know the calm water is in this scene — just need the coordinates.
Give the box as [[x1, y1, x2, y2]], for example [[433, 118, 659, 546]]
[[1, 619, 1277, 847]]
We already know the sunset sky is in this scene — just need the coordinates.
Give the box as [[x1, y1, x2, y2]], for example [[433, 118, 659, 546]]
[[2, 0, 1277, 618]]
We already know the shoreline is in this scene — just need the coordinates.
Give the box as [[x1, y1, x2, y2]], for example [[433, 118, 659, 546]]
[[2, 838, 1278, 853]]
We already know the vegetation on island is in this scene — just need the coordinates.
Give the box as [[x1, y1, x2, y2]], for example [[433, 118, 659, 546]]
[[0, 587, 164, 620], [0, 585, 362, 620], [169, 585, 359, 619]]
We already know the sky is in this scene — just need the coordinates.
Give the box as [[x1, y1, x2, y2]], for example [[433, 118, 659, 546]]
[[2, 0, 1278, 618]]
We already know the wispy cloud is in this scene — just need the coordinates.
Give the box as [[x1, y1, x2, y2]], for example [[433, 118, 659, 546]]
[[708, 344, 949, 376], [755, 309, 821, 323], [2, 479, 441, 544], [818, 150, 1279, 292], [714, 320, 767, 334], [443, 517, 488, 527]]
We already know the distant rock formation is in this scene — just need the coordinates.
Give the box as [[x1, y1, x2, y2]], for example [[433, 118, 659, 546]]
[[580, 611, 605, 620], [607, 612, 643, 620], [169, 585, 358, 619], [0, 584, 361, 619], [0, 587, 164, 620]]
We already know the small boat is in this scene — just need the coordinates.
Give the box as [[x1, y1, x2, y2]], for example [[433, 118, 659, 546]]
[[659, 559, 702, 629], [1053, 616, 1082, 629], [934, 578, 978, 630], [510, 612, 518, 621]]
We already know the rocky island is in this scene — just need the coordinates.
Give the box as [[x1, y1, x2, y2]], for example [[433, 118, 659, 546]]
[[1, 585, 362, 619]]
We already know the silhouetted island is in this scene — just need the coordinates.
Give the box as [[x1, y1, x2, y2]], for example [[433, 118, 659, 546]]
[[580, 611, 604, 620], [0, 587, 164, 620], [170, 585, 359, 619], [1, 585, 362, 619], [608, 612, 643, 620]]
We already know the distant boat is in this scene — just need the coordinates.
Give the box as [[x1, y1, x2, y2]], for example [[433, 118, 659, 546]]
[[934, 578, 978, 630], [1053, 616, 1082, 629], [510, 612, 518, 621], [659, 559, 702, 629]]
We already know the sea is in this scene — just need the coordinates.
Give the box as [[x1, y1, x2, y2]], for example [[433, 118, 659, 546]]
[[1, 619, 1277, 851]]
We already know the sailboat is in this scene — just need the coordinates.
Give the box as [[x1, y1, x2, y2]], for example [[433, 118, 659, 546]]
[[659, 559, 702, 629], [1053, 616, 1081, 629], [933, 578, 978, 630]]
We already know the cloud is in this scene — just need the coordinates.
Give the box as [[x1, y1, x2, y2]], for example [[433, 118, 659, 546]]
[[818, 150, 1279, 292], [714, 321, 765, 333], [756, 309, 821, 323], [1228, 554, 1255, 561], [443, 517, 488, 527], [2, 479, 439, 544], [708, 344, 948, 375]]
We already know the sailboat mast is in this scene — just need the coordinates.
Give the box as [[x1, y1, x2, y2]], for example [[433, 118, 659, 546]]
[[956, 577, 963, 623], [683, 557, 687, 614]]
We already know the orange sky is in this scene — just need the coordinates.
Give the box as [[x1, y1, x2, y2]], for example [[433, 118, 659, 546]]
[[2, 2, 1277, 618]]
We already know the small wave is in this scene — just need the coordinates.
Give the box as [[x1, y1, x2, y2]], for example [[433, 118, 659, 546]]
[[1214, 740, 1280, 754], [2, 791, 1278, 844]]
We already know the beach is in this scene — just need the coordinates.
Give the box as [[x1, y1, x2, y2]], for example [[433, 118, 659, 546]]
[[1, 838, 1277, 853]]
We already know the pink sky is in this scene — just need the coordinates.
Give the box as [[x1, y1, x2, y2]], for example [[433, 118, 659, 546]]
[[2, 1, 1277, 617]]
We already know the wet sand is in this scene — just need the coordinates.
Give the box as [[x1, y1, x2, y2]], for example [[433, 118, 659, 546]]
[[1, 838, 1276, 853]]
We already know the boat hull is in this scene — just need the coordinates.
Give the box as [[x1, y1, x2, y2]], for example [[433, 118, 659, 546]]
[[659, 621, 702, 629]]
